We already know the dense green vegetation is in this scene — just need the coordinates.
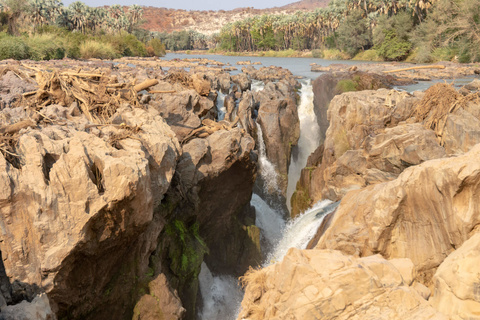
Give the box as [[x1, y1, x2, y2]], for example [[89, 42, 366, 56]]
[[1, 0, 479, 62], [217, 0, 480, 63], [153, 30, 210, 51], [0, 0, 166, 60]]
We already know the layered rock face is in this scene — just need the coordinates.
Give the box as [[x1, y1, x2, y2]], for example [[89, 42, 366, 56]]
[[253, 76, 300, 198], [0, 106, 181, 319], [291, 73, 419, 215], [240, 79, 480, 319], [238, 249, 445, 320], [0, 59, 303, 320], [315, 144, 480, 284], [430, 232, 480, 318]]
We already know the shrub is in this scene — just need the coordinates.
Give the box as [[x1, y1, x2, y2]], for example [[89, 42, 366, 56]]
[[336, 79, 358, 93], [26, 34, 65, 60], [373, 12, 414, 61], [376, 30, 412, 61], [0, 36, 30, 60], [322, 49, 350, 60], [146, 38, 165, 57], [80, 40, 117, 59], [431, 47, 458, 62], [336, 10, 372, 57], [353, 49, 382, 61], [312, 49, 323, 58], [107, 32, 147, 57]]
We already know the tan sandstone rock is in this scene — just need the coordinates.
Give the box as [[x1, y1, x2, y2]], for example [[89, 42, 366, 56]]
[[291, 89, 444, 216], [430, 231, 480, 319], [238, 248, 445, 320], [0, 105, 181, 319], [315, 144, 480, 285], [133, 274, 185, 320], [256, 81, 300, 196]]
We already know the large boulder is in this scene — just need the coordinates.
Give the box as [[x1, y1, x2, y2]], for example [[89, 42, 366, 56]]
[[231, 73, 251, 92], [150, 90, 202, 140], [0, 294, 55, 320], [238, 248, 445, 320], [313, 122, 446, 202], [315, 144, 480, 285], [236, 91, 256, 136], [0, 106, 181, 319], [312, 71, 411, 143], [291, 89, 423, 215], [430, 232, 480, 319], [257, 97, 299, 196], [132, 274, 185, 320]]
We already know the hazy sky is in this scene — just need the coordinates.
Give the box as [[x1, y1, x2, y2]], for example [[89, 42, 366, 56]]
[[62, 0, 296, 11]]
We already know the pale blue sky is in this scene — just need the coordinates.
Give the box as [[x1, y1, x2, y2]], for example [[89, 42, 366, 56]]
[[62, 0, 296, 10]]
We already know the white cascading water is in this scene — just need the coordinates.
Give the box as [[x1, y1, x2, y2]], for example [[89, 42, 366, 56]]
[[251, 193, 286, 249], [286, 79, 321, 211], [264, 200, 339, 266], [216, 91, 227, 121], [251, 79, 265, 92], [199, 80, 327, 320], [256, 123, 280, 194], [198, 262, 243, 320]]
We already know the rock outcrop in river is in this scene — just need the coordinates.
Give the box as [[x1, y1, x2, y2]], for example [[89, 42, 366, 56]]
[[0, 59, 305, 320], [240, 74, 480, 319]]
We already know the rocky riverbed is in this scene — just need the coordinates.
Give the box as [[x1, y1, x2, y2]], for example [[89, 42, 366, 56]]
[[0, 57, 479, 320]]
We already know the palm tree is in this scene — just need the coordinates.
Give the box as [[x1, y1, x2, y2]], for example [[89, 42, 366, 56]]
[[68, 1, 88, 33], [127, 4, 142, 32]]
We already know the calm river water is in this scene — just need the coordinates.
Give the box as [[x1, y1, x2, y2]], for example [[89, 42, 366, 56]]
[[163, 52, 475, 92]]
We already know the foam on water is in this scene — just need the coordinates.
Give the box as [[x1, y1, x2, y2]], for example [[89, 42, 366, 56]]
[[198, 262, 243, 320], [251, 79, 265, 92], [265, 200, 339, 266]]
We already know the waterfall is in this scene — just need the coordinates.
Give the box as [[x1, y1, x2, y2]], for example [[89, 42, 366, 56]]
[[251, 193, 286, 251], [256, 123, 281, 195], [286, 79, 321, 211], [198, 263, 243, 320], [264, 200, 339, 266], [216, 91, 227, 121], [198, 79, 327, 320]]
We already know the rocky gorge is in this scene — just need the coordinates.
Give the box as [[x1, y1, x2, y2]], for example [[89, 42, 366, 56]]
[[0, 56, 479, 320]]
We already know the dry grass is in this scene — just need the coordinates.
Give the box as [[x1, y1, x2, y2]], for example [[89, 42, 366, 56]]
[[21, 70, 139, 124], [80, 41, 117, 60], [238, 267, 269, 319], [410, 83, 480, 144]]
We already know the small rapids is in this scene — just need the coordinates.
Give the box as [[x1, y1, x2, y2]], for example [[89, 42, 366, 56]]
[[216, 91, 227, 121], [251, 79, 265, 92], [256, 123, 280, 194]]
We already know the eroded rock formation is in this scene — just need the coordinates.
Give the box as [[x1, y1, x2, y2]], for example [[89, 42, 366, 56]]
[[0, 59, 284, 320], [240, 77, 480, 319], [238, 248, 445, 320]]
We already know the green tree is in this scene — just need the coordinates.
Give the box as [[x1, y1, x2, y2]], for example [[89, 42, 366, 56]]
[[373, 11, 414, 60], [336, 9, 372, 57], [1, 0, 29, 35], [413, 0, 480, 62]]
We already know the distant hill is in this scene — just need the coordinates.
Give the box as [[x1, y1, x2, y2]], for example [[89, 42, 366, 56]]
[[141, 0, 330, 35], [279, 0, 330, 10]]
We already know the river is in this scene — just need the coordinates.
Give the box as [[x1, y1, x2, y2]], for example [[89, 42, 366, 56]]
[[178, 52, 474, 319]]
